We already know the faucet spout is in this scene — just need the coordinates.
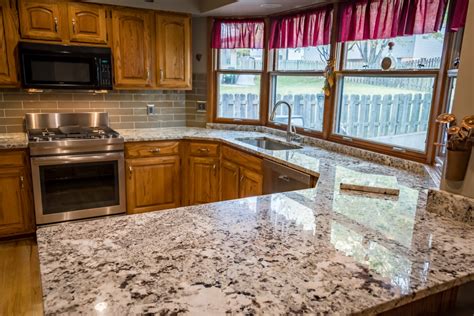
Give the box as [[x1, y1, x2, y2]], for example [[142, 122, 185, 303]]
[[270, 101, 295, 142]]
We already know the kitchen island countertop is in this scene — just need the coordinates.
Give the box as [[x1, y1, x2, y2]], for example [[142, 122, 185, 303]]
[[36, 127, 474, 315]]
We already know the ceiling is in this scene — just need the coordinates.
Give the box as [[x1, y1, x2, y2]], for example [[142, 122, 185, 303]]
[[84, 0, 328, 16]]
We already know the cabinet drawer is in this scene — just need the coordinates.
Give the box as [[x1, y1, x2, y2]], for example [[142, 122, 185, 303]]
[[222, 146, 262, 172], [189, 142, 219, 156], [0, 151, 26, 167], [125, 141, 180, 158]]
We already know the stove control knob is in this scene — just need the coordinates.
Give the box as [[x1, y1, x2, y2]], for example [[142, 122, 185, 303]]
[[34, 137, 41, 142], [101, 135, 106, 139], [48, 137, 53, 142]]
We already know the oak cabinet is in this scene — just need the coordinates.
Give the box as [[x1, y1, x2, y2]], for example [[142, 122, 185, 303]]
[[67, 3, 107, 44], [0, 151, 34, 238], [221, 146, 263, 200], [239, 167, 263, 198], [126, 156, 181, 214], [221, 159, 240, 201], [112, 8, 154, 88], [0, 0, 18, 85], [156, 13, 191, 89], [188, 156, 220, 205], [19, 0, 64, 41]]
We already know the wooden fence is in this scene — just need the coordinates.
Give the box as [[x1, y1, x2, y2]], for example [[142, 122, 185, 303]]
[[219, 93, 432, 139]]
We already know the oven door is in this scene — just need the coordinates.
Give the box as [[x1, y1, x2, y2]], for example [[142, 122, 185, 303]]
[[31, 152, 126, 224]]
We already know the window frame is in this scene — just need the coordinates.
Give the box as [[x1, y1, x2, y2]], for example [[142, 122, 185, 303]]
[[208, 5, 462, 164]]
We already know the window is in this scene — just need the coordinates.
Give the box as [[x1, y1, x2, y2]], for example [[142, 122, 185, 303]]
[[213, 19, 265, 122], [335, 75, 436, 152], [344, 31, 445, 70], [209, 0, 464, 162]]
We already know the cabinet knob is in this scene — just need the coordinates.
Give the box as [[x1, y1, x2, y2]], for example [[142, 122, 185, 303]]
[[20, 176, 24, 189], [240, 175, 244, 182], [148, 148, 161, 154], [72, 18, 77, 33], [129, 166, 133, 174]]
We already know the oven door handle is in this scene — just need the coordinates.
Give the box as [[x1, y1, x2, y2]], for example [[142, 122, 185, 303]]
[[31, 152, 124, 166]]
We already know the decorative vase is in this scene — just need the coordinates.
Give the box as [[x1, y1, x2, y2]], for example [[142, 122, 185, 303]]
[[445, 149, 472, 181]]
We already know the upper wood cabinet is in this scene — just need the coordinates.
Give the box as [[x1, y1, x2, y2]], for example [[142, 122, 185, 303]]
[[156, 13, 191, 89], [67, 3, 107, 44], [112, 8, 154, 88], [0, 151, 34, 238], [0, 0, 18, 86], [126, 156, 181, 214], [19, 0, 64, 41]]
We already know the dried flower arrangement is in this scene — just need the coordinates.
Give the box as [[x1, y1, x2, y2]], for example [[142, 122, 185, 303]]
[[436, 113, 474, 181], [436, 113, 474, 151]]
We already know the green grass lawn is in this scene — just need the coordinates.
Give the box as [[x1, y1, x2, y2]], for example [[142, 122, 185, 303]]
[[219, 75, 428, 96]]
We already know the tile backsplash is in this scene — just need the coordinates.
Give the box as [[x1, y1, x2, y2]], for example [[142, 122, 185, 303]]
[[0, 73, 208, 133]]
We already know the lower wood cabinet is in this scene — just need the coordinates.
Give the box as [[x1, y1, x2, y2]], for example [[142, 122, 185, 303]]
[[239, 167, 263, 198], [188, 156, 220, 205], [126, 156, 181, 214], [0, 151, 34, 238]]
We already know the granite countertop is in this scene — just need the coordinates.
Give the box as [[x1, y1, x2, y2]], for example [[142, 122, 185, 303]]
[[34, 127, 474, 315], [0, 133, 28, 149]]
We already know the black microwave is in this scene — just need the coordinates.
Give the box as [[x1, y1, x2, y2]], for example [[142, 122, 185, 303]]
[[19, 42, 113, 90]]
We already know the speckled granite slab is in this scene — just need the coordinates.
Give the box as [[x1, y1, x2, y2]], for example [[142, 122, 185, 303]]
[[427, 189, 474, 225], [37, 128, 474, 315], [0, 133, 28, 149]]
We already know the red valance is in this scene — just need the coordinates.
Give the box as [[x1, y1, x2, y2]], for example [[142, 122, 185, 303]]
[[212, 19, 265, 49], [269, 6, 333, 49], [339, 0, 448, 42], [449, 0, 470, 31]]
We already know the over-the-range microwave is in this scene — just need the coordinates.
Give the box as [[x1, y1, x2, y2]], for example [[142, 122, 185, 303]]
[[19, 42, 113, 90]]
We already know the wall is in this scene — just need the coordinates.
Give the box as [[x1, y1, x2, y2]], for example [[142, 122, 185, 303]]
[[185, 17, 209, 128], [441, 3, 474, 198], [0, 89, 187, 132]]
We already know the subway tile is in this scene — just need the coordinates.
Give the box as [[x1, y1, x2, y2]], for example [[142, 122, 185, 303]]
[[4, 93, 40, 101], [174, 114, 187, 121], [0, 126, 6, 133], [120, 101, 148, 109], [89, 101, 120, 109], [147, 114, 173, 122], [0, 101, 22, 109], [121, 115, 148, 122], [161, 120, 186, 127], [40, 109, 72, 113], [40, 93, 73, 101], [106, 108, 134, 115], [5, 109, 29, 117], [0, 117, 23, 125], [134, 122, 161, 129], [133, 108, 147, 116], [109, 116, 121, 123], [73, 94, 105, 101], [6, 125, 25, 133], [104, 94, 133, 101], [23, 101, 58, 109], [160, 107, 186, 114], [110, 122, 135, 129], [57, 102, 90, 109], [0, 109, 4, 117]]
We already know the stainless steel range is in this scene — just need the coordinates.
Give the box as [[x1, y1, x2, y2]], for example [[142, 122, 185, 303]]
[[26, 112, 126, 224]]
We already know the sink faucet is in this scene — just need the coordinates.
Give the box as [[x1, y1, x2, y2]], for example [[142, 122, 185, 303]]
[[270, 101, 297, 142]]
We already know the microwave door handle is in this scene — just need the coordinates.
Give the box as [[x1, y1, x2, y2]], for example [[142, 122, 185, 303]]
[[94, 57, 100, 87]]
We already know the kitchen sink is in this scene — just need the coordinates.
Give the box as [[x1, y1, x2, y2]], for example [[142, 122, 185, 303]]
[[235, 137, 303, 151]]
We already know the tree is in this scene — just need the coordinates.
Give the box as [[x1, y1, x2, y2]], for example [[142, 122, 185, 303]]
[[347, 39, 390, 68]]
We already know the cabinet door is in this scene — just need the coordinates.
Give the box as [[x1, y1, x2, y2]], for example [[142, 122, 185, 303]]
[[126, 156, 181, 214], [239, 167, 263, 198], [0, 168, 33, 236], [68, 3, 107, 44], [221, 159, 239, 201], [112, 9, 154, 88], [19, 1, 63, 41], [156, 13, 191, 89], [188, 156, 219, 205], [0, 0, 18, 85]]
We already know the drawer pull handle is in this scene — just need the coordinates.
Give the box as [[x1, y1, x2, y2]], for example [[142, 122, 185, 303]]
[[198, 148, 210, 153], [149, 148, 161, 154], [129, 166, 133, 174], [54, 17, 59, 32], [240, 175, 244, 182], [20, 176, 24, 189], [72, 18, 76, 33], [278, 175, 291, 182]]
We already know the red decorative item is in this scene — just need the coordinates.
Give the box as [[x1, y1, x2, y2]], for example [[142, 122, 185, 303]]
[[338, 0, 448, 43], [269, 5, 333, 49], [211, 19, 265, 49]]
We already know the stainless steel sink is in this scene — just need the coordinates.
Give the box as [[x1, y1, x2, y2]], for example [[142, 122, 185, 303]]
[[235, 137, 303, 151]]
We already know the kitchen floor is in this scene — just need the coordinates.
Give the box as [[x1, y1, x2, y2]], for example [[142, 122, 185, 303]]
[[0, 239, 43, 315]]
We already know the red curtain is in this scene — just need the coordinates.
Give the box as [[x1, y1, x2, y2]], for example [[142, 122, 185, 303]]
[[449, 0, 470, 31], [339, 0, 448, 42], [212, 19, 265, 49], [269, 6, 333, 49]]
